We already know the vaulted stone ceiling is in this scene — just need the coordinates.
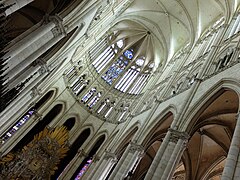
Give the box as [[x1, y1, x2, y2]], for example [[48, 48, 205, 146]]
[[6, 0, 75, 39], [115, 0, 239, 66]]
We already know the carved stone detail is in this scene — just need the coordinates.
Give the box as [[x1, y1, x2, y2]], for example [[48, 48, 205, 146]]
[[169, 129, 189, 143], [36, 58, 49, 75], [50, 15, 67, 36], [77, 149, 88, 157], [104, 151, 117, 160], [129, 142, 144, 153]]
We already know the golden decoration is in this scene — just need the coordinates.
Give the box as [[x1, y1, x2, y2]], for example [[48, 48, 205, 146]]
[[0, 126, 69, 179]]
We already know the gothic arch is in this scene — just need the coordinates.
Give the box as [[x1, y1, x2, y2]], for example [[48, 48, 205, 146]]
[[201, 156, 226, 180], [131, 109, 175, 180], [87, 131, 108, 155], [35, 88, 57, 112], [34, 90, 54, 110], [45, 101, 66, 126], [63, 117, 76, 131], [78, 124, 95, 137], [182, 78, 240, 132], [13, 103, 64, 152], [114, 123, 139, 154], [178, 79, 240, 180], [71, 133, 106, 179], [52, 127, 91, 179], [139, 105, 177, 146]]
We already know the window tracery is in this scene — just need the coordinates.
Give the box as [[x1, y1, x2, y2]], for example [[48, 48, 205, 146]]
[[91, 35, 153, 94], [87, 92, 101, 108], [1, 108, 35, 144], [64, 29, 156, 123], [216, 48, 234, 71], [81, 88, 96, 103]]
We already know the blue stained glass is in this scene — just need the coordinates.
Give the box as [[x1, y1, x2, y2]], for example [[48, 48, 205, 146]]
[[28, 110, 35, 115], [82, 88, 96, 103], [124, 50, 133, 59], [74, 159, 93, 180], [102, 57, 129, 84], [1, 108, 36, 144]]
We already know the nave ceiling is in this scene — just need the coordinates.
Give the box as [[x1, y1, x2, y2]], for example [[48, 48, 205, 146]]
[[112, 0, 239, 69]]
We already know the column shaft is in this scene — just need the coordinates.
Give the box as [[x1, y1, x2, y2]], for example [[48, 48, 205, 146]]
[[222, 114, 240, 180], [90, 151, 117, 180], [4, 22, 55, 63], [3, 0, 34, 16], [109, 142, 144, 180], [109, 145, 130, 179], [152, 141, 176, 180], [161, 138, 186, 180], [144, 131, 171, 179]]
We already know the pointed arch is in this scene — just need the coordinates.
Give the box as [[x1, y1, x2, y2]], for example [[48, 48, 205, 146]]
[[114, 123, 140, 154], [13, 103, 64, 151], [181, 78, 240, 133], [139, 105, 177, 146], [52, 127, 91, 179]]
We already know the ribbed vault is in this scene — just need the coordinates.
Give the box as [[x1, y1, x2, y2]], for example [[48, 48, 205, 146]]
[[116, 0, 237, 65], [174, 90, 239, 180]]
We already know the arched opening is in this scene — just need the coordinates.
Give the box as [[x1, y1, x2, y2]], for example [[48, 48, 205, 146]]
[[53, 128, 91, 179], [63, 117, 76, 131], [105, 126, 139, 179], [5, 0, 76, 40], [177, 89, 239, 180], [34, 90, 54, 110], [13, 104, 63, 151], [0, 90, 55, 144], [130, 112, 173, 179], [72, 135, 106, 179]]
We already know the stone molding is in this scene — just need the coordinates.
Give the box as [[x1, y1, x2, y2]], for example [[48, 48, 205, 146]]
[[77, 149, 88, 157], [129, 142, 144, 153], [103, 151, 117, 160], [43, 15, 67, 36], [169, 128, 189, 143]]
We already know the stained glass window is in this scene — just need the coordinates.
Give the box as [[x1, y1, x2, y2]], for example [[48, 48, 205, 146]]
[[102, 56, 130, 85], [124, 49, 134, 59], [74, 159, 93, 180], [87, 92, 101, 108], [81, 88, 96, 103], [136, 58, 144, 66], [117, 39, 124, 48], [148, 63, 154, 68], [1, 109, 35, 144]]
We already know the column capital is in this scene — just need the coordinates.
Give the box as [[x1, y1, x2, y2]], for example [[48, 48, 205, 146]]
[[129, 142, 144, 153], [168, 128, 189, 143], [43, 15, 67, 36], [35, 111, 43, 121], [93, 154, 101, 162], [103, 151, 117, 160], [30, 87, 41, 98], [77, 149, 88, 157]]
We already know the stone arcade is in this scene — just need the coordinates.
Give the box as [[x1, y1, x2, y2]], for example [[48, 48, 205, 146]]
[[1, 0, 240, 179]]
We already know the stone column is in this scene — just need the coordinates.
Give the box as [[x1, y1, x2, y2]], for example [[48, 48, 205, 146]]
[[145, 129, 189, 180], [4, 15, 66, 86], [144, 130, 171, 179], [109, 142, 144, 180], [3, 0, 34, 16], [58, 149, 87, 180], [222, 113, 240, 180], [161, 131, 188, 180], [90, 151, 117, 180]]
